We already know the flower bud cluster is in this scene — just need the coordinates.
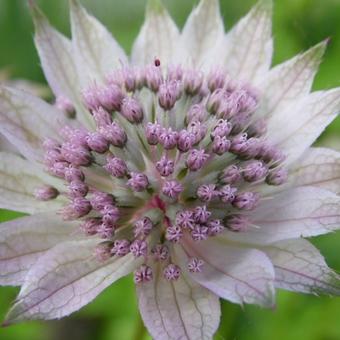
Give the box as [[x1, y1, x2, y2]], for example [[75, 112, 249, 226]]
[[37, 62, 289, 284]]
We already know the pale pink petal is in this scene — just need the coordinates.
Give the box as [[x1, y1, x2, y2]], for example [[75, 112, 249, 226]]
[[221, 0, 273, 82], [267, 88, 340, 165], [289, 147, 340, 194], [131, 0, 179, 67], [137, 262, 220, 340], [263, 239, 340, 295], [32, 4, 92, 128], [2, 79, 50, 99], [0, 152, 65, 214], [70, 0, 128, 87], [4, 239, 140, 324], [0, 213, 77, 286], [177, 238, 275, 307], [223, 187, 340, 245], [257, 41, 327, 118], [178, 0, 224, 68], [0, 86, 68, 163]]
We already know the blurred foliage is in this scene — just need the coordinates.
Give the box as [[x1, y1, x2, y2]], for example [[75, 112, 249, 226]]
[[0, 0, 340, 339]]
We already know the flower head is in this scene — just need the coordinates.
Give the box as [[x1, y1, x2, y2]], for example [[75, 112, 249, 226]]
[[0, 0, 340, 339]]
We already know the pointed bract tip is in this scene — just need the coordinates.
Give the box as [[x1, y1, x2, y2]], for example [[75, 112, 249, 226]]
[[69, 0, 88, 17], [199, 0, 219, 6], [27, 0, 38, 12], [305, 39, 329, 59], [28, 0, 47, 25], [256, 0, 273, 11], [1, 320, 11, 328], [196, 0, 221, 13], [146, 0, 165, 15], [270, 303, 277, 311], [325, 36, 332, 46], [69, 0, 81, 10]]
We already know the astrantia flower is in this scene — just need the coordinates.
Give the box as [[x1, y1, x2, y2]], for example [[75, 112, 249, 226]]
[[0, 0, 340, 338]]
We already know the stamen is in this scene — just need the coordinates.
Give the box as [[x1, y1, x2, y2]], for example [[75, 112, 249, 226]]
[[145, 122, 161, 145], [111, 239, 130, 256], [188, 257, 204, 273], [98, 121, 127, 147], [156, 155, 174, 177], [176, 210, 195, 230], [232, 192, 260, 211], [90, 191, 115, 211], [134, 265, 153, 283], [163, 264, 181, 281], [224, 214, 250, 232], [177, 129, 195, 152], [127, 172, 149, 192], [162, 180, 183, 199], [86, 132, 109, 153], [151, 244, 169, 261], [94, 242, 112, 262], [55, 95, 75, 117], [197, 184, 217, 202], [159, 128, 178, 150], [191, 224, 209, 241], [219, 185, 237, 203], [34, 186, 59, 201], [219, 165, 242, 184], [61, 197, 91, 220], [104, 154, 128, 178], [193, 205, 211, 223], [120, 96, 144, 123], [134, 217, 154, 238], [186, 149, 209, 171], [212, 136, 231, 155], [183, 69, 203, 96], [166, 224, 183, 243], [130, 240, 148, 257], [158, 80, 181, 110], [266, 168, 288, 185], [207, 219, 224, 236], [80, 218, 101, 236], [68, 180, 89, 198], [97, 83, 124, 111], [242, 160, 268, 182]]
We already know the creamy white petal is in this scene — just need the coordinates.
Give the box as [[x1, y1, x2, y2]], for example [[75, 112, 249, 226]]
[[289, 147, 340, 194], [131, 0, 179, 67], [267, 88, 340, 165], [0, 152, 66, 214], [0, 86, 67, 163], [178, 238, 275, 307], [32, 4, 93, 128], [223, 187, 340, 245], [0, 213, 77, 286], [4, 239, 140, 324], [263, 239, 340, 295], [137, 262, 220, 340], [0, 134, 18, 154], [221, 0, 273, 82], [178, 0, 224, 68], [70, 0, 128, 87], [258, 41, 327, 118]]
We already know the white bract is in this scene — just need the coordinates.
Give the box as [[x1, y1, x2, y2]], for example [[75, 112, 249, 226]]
[[0, 0, 339, 339]]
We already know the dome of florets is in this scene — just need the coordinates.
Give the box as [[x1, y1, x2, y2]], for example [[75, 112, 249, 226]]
[[38, 58, 289, 283]]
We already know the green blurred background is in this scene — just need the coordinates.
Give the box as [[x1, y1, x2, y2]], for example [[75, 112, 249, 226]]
[[0, 0, 340, 339]]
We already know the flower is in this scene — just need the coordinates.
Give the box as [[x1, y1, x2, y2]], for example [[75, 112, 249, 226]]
[[0, 0, 340, 338]]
